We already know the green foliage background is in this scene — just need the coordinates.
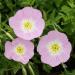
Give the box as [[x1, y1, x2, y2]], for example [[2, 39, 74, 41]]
[[0, 0, 75, 75]]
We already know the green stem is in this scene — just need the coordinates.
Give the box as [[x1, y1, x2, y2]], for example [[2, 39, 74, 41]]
[[61, 63, 67, 72], [52, 23, 57, 31], [31, 0, 35, 5], [0, 13, 1, 23], [1, 28, 14, 40], [6, 71, 8, 75], [28, 63, 35, 75], [21, 65, 27, 75], [54, 23, 63, 31], [0, 71, 4, 75]]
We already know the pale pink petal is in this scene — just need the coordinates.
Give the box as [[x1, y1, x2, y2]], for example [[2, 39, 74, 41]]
[[4, 41, 13, 59], [4, 38, 34, 64], [9, 7, 45, 40], [37, 30, 72, 67]]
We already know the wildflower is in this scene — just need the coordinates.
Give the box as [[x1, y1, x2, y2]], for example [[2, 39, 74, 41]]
[[4, 38, 34, 64], [9, 7, 45, 40], [37, 30, 72, 67]]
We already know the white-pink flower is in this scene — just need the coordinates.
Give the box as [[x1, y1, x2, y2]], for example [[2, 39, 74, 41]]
[[37, 30, 72, 67], [4, 38, 34, 64], [9, 7, 45, 40]]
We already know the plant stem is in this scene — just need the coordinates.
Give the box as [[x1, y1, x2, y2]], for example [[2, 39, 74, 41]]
[[0, 71, 4, 75], [54, 23, 63, 31], [1, 28, 14, 40], [61, 63, 67, 72], [52, 23, 57, 31], [28, 63, 35, 75], [21, 64, 27, 75]]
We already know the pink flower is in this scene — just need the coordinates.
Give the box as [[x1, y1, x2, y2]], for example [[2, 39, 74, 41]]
[[37, 30, 72, 67], [9, 7, 45, 40], [4, 38, 34, 64]]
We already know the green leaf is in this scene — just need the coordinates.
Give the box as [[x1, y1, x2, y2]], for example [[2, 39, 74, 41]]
[[61, 5, 71, 14], [10, 62, 21, 74], [67, 0, 75, 8], [17, 0, 35, 7], [54, 0, 63, 7], [4, 0, 14, 11], [0, 55, 20, 74], [43, 64, 52, 73], [62, 70, 75, 75]]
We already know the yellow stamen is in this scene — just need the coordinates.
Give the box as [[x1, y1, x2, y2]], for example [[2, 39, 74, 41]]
[[22, 20, 35, 32], [47, 41, 62, 55], [23, 21, 32, 30], [15, 45, 25, 56], [50, 43, 60, 53]]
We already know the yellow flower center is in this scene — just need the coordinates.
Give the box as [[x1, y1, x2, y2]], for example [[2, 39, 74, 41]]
[[50, 43, 60, 53], [22, 20, 34, 32], [24, 21, 32, 30], [47, 41, 62, 55], [15, 44, 25, 56]]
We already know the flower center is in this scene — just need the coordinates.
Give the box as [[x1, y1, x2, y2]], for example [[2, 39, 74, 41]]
[[15, 44, 25, 56], [50, 43, 60, 53], [22, 20, 35, 32], [24, 21, 32, 30], [47, 41, 62, 55]]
